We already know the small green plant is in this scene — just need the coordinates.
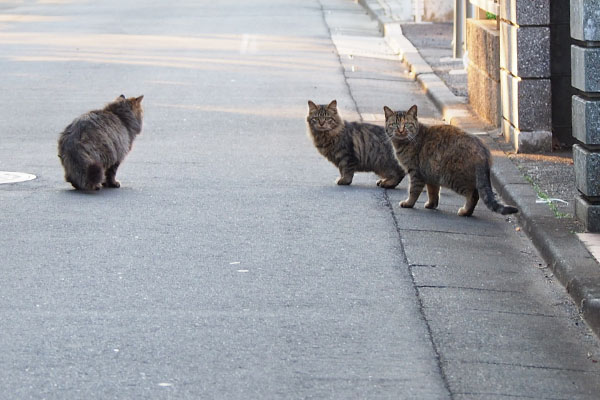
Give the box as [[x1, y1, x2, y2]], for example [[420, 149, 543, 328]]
[[521, 174, 570, 219], [486, 12, 497, 20], [537, 190, 570, 219]]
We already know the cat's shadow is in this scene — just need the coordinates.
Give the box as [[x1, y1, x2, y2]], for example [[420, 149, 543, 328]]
[[61, 186, 130, 198], [321, 183, 400, 194]]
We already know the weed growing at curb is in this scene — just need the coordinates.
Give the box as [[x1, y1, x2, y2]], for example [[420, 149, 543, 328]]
[[521, 173, 571, 219]]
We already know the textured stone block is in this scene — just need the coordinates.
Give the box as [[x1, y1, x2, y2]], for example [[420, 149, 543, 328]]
[[500, 22, 550, 78], [575, 195, 600, 232], [467, 19, 500, 81], [468, 63, 501, 126], [500, 0, 550, 26], [572, 45, 600, 92], [501, 70, 552, 131], [571, 0, 600, 41], [573, 95, 600, 144], [502, 119, 552, 153], [574, 144, 600, 196]]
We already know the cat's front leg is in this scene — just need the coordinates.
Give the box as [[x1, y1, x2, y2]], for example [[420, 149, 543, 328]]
[[336, 154, 359, 185], [400, 173, 425, 208], [424, 184, 440, 209], [336, 171, 354, 185], [103, 163, 121, 188], [336, 164, 355, 185]]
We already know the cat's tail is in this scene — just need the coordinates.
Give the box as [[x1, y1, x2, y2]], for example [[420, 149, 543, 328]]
[[476, 165, 518, 215]]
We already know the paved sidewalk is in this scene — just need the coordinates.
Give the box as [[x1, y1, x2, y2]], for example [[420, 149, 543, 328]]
[[325, 1, 600, 397], [358, 0, 600, 337]]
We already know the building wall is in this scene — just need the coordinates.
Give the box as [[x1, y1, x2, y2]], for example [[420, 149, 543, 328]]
[[571, 0, 600, 231], [499, 0, 552, 153], [467, 19, 501, 126], [423, 0, 454, 22]]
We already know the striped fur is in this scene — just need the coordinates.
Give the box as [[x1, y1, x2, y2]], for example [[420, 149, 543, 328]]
[[384, 105, 518, 216], [306, 100, 405, 188], [58, 95, 144, 191]]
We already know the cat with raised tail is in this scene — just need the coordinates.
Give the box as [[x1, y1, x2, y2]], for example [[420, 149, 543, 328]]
[[58, 95, 144, 191], [306, 100, 405, 188], [384, 104, 518, 216]]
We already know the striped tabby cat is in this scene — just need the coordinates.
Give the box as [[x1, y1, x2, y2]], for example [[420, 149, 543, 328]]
[[307, 100, 404, 188], [384, 104, 518, 216]]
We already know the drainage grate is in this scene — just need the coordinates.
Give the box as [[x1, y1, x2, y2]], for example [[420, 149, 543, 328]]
[[0, 171, 36, 184]]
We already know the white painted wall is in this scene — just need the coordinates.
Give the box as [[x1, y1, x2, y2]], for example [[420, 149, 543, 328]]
[[381, 0, 414, 21], [382, 0, 454, 22], [423, 0, 453, 22]]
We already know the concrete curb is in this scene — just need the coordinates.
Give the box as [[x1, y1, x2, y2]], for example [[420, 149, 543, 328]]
[[357, 0, 600, 337], [358, 0, 469, 125], [492, 155, 600, 335]]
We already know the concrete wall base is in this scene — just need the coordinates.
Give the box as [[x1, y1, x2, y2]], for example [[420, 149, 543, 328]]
[[575, 195, 600, 232], [502, 119, 552, 153]]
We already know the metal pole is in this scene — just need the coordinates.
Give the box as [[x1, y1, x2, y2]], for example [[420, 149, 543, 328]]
[[466, 0, 475, 19], [453, 0, 465, 58], [463, 0, 473, 59]]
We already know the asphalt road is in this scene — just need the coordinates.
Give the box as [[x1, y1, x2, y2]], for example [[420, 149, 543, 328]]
[[1, 0, 599, 399]]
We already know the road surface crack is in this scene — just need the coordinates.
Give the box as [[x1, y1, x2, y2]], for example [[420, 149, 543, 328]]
[[382, 189, 455, 399]]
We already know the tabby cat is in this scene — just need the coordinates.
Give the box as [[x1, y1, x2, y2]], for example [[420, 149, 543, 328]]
[[384, 104, 518, 216], [58, 95, 144, 191], [307, 100, 405, 188]]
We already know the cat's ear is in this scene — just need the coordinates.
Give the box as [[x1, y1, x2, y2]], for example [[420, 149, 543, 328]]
[[383, 106, 395, 119], [407, 105, 418, 117], [119, 94, 126, 99], [326, 100, 338, 113], [308, 100, 318, 112], [135, 95, 144, 104]]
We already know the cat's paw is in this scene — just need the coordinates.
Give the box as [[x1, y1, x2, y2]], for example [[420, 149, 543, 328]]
[[400, 200, 414, 208], [377, 179, 397, 189], [457, 207, 473, 217], [424, 201, 438, 209], [336, 177, 352, 185], [103, 180, 121, 188]]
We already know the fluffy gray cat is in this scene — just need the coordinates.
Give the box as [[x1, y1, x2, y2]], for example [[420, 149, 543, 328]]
[[58, 95, 144, 191]]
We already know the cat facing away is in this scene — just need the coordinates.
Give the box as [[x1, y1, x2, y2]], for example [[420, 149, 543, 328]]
[[58, 95, 144, 191], [384, 104, 518, 216], [306, 100, 405, 188]]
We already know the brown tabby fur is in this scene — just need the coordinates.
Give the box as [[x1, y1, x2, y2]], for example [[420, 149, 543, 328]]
[[58, 95, 144, 191], [306, 100, 404, 188], [384, 105, 518, 216]]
